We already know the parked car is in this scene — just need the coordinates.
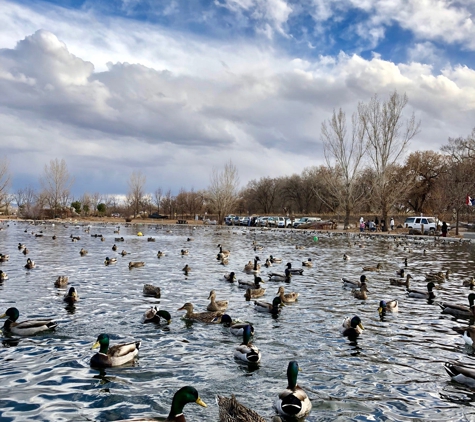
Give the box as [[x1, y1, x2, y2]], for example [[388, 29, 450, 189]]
[[259, 217, 270, 227], [225, 215, 240, 225], [277, 217, 292, 228], [267, 217, 277, 227], [404, 216, 447, 233], [240, 217, 250, 226], [149, 212, 168, 219]]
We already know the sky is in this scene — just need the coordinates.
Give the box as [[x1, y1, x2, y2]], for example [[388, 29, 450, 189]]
[[1, 0, 475, 197]]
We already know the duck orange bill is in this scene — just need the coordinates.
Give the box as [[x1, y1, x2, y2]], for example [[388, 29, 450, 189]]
[[91, 341, 100, 350], [196, 397, 207, 407], [358, 323, 364, 330]]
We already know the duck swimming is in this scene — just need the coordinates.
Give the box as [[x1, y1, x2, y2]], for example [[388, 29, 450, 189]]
[[234, 324, 261, 363], [239, 274, 265, 289], [207, 290, 229, 312], [389, 274, 412, 287], [129, 261, 145, 269], [177, 303, 223, 323], [407, 281, 436, 300], [217, 394, 268, 422], [1, 307, 57, 335], [254, 297, 282, 316], [439, 293, 475, 318], [378, 300, 398, 314], [244, 257, 261, 274], [445, 362, 475, 388], [341, 315, 364, 340], [63, 287, 78, 304], [142, 306, 171, 324], [285, 262, 304, 275], [90, 333, 141, 368], [24, 258, 35, 269], [352, 283, 369, 300], [224, 272, 237, 282], [166, 386, 207, 421], [362, 263, 382, 272], [342, 275, 367, 288], [54, 276, 69, 288], [220, 314, 255, 336], [143, 284, 161, 298], [104, 257, 117, 265], [276, 286, 299, 303], [268, 268, 292, 282]]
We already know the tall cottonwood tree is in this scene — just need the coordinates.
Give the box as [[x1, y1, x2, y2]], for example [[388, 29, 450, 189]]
[[0, 158, 10, 211], [40, 158, 74, 217], [207, 160, 240, 224], [127, 171, 146, 218], [359, 91, 420, 230]]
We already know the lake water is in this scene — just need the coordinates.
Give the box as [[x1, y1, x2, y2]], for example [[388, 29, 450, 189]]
[[1, 220, 475, 421]]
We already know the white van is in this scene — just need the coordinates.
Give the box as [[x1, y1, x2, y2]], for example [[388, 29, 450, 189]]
[[404, 216, 442, 233]]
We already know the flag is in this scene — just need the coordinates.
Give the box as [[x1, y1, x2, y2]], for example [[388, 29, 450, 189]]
[[467, 195, 474, 206]]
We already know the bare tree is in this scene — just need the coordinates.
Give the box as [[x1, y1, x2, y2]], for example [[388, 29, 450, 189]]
[[0, 158, 11, 211], [320, 108, 367, 228], [207, 160, 240, 224], [127, 171, 146, 218], [153, 188, 163, 215], [14, 186, 37, 218], [40, 158, 74, 217], [246, 177, 280, 214], [359, 91, 420, 230]]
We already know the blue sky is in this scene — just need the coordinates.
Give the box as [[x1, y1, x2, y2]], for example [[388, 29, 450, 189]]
[[1, 0, 475, 197]]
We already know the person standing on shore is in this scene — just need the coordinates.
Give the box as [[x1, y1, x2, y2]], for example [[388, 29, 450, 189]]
[[390, 218, 395, 230], [441, 222, 448, 237]]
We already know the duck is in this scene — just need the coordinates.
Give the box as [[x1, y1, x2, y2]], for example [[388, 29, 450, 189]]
[[64, 286, 79, 304], [224, 272, 237, 282], [445, 362, 475, 388], [252, 241, 263, 251], [239, 275, 265, 289], [79, 248, 88, 256], [219, 256, 229, 266], [157, 250, 165, 257], [439, 293, 475, 318], [302, 258, 313, 267], [143, 284, 161, 298], [341, 315, 364, 340], [0, 307, 57, 335], [166, 386, 207, 421], [18, 243, 25, 250], [177, 303, 223, 323], [389, 274, 412, 287], [120, 250, 127, 256], [104, 257, 117, 265], [220, 314, 256, 336], [342, 275, 367, 288], [181, 249, 189, 256], [129, 261, 145, 269], [115, 237, 125, 242], [24, 258, 35, 269], [254, 297, 282, 316], [244, 257, 261, 274], [244, 286, 266, 300], [207, 290, 229, 312], [54, 276, 69, 288], [343, 253, 350, 260], [233, 324, 261, 363], [378, 300, 398, 314], [407, 281, 436, 300], [396, 268, 405, 277], [217, 394, 268, 422], [142, 306, 171, 324], [274, 361, 312, 419], [270, 255, 283, 264], [285, 262, 304, 275], [217, 244, 230, 259], [295, 245, 305, 250], [268, 268, 292, 282], [147, 237, 156, 242], [0, 270, 8, 281], [90, 333, 141, 368], [352, 283, 369, 300], [0, 254, 10, 262], [426, 269, 450, 282], [264, 258, 272, 268], [276, 286, 299, 303], [112, 244, 117, 251], [182, 264, 191, 273], [22, 248, 29, 255], [463, 277, 475, 289], [362, 263, 382, 271]]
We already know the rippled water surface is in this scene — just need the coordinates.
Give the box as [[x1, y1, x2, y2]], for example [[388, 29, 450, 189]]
[[1, 221, 475, 421]]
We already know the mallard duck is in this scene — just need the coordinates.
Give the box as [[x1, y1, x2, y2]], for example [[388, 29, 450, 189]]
[[24, 258, 35, 269], [220, 256, 229, 266], [166, 386, 207, 421], [207, 290, 229, 312], [389, 274, 412, 287], [0, 270, 8, 281], [54, 276, 69, 288], [22, 248, 29, 255], [352, 283, 369, 300], [439, 293, 475, 318], [142, 306, 171, 324], [0, 254, 10, 262], [182, 264, 191, 273], [342, 275, 367, 288], [234, 324, 261, 363], [396, 268, 405, 277], [378, 300, 398, 314], [445, 362, 475, 388], [295, 245, 305, 250], [181, 249, 189, 256], [112, 244, 117, 251], [217, 244, 231, 259], [79, 248, 88, 256], [90, 333, 141, 368], [302, 258, 313, 267], [274, 361, 312, 419], [0, 307, 57, 335], [426, 269, 450, 282], [343, 253, 350, 260], [120, 250, 127, 256], [143, 284, 161, 298], [177, 302, 223, 323], [18, 243, 25, 250], [104, 257, 117, 265], [115, 237, 125, 242], [407, 281, 436, 300], [239, 275, 265, 289], [64, 286, 78, 304], [463, 277, 475, 289], [147, 237, 156, 242], [362, 263, 382, 271], [244, 257, 261, 274], [252, 241, 263, 251], [341, 315, 364, 339], [217, 394, 267, 422], [224, 272, 237, 282], [157, 250, 165, 257], [254, 297, 282, 316], [268, 268, 292, 282], [285, 262, 303, 275], [264, 258, 272, 268], [129, 261, 145, 269], [270, 255, 282, 264], [277, 286, 299, 303], [244, 286, 266, 300], [220, 314, 256, 336]]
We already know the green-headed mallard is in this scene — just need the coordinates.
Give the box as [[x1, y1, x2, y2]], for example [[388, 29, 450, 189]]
[[277, 286, 299, 303], [439, 293, 475, 318], [426, 269, 450, 282], [389, 274, 412, 287], [270, 255, 282, 264], [274, 361, 312, 419], [64, 286, 78, 304], [79, 248, 88, 256], [112, 244, 117, 251], [217, 394, 267, 422], [224, 272, 237, 282], [244, 286, 266, 300], [166, 386, 207, 421], [18, 243, 25, 250], [352, 283, 369, 300], [181, 249, 189, 256], [302, 258, 313, 267], [285, 262, 303, 275], [378, 300, 398, 314], [445, 362, 475, 388], [207, 290, 228, 312], [239, 275, 265, 289], [1, 307, 57, 335], [363, 263, 382, 272], [268, 268, 292, 282], [54, 276, 69, 288], [104, 257, 117, 265], [142, 306, 171, 324], [254, 297, 282, 316], [157, 250, 165, 257], [24, 258, 35, 269], [177, 302, 223, 323], [0, 270, 8, 281], [342, 275, 367, 288], [407, 281, 436, 300], [244, 257, 261, 274], [129, 261, 145, 269], [234, 324, 261, 363], [143, 284, 161, 298], [220, 314, 255, 336], [264, 258, 272, 268], [90, 333, 141, 368], [341, 315, 364, 340]]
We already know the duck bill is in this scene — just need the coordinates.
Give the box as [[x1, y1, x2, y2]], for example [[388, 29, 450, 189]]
[[91, 341, 100, 350], [196, 397, 207, 407], [167, 319, 172, 324], [378, 307, 383, 314], [358, 323, 364, 330], [177, 306, 185, 311], [0, 313, 6, 319]]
